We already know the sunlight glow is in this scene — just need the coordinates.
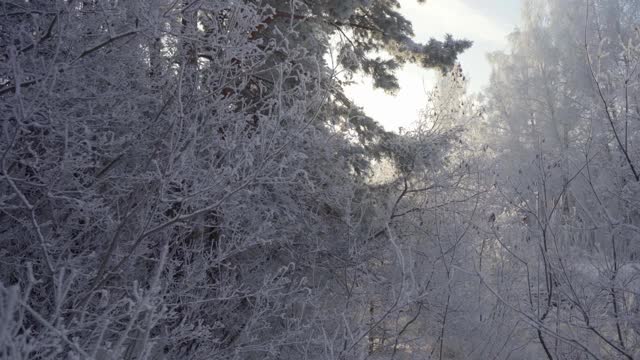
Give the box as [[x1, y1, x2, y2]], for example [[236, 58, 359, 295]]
[[345, 0, 520, 132]]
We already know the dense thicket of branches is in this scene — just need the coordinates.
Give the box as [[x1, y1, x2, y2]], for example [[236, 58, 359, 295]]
[[0, 1, 471, 359], [3, 0, 640, 359]]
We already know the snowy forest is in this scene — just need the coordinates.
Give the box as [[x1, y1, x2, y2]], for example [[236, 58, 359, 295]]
[[1, 0, 640, 359]]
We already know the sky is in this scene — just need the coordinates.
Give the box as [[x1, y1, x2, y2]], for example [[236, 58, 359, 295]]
[[344, 0, 522, 132]]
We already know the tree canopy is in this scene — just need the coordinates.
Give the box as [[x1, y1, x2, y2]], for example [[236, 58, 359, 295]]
[[3, 0, 640, 359]]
